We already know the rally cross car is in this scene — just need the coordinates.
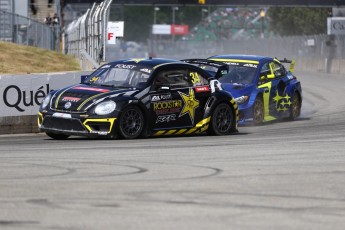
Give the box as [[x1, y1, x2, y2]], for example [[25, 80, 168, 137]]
[[184, 55, 302, 125], [38, 58, 239, 139]]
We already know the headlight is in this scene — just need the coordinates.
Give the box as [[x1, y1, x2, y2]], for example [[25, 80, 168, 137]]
[[94, 101, 116, 115], [41, 94, 51, 109], [234, 96, 249, 105]]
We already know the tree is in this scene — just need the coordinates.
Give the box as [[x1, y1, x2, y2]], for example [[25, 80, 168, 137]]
[[267, 7, 331, 36]]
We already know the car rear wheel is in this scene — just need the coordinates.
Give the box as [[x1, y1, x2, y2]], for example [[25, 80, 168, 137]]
[[289, 92, 301, 120], [118, 106, 144, 139], [253, 97, 264, 125], [208, 103, 234, 136], [46, 132, 70, 140]]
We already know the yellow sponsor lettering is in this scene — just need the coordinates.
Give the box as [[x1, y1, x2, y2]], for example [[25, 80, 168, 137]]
[[153, 100, 182, 110]]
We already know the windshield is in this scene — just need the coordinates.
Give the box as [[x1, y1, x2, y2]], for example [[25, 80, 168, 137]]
[[219, 65, 257, 84], [84, 64, 151, 89]]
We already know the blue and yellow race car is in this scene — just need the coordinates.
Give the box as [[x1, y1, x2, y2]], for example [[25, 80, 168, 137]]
[[206, 55, 302, 125], [183, 55, 302, 125]]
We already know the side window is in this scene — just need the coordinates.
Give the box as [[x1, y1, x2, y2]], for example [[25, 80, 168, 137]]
[[272, 62, 285, 78], [260, 63, 270, 77], [153, 69, 192, 90], [152, 68, 209, 91], [259, 63, 271, 85], [258, 61, 285, 85]]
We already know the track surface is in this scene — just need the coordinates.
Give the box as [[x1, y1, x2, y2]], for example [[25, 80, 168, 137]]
[[1, 71, 345, 230]]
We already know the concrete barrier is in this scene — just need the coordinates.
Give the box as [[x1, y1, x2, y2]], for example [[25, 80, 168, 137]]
[[295, 57, 345, 75], [0, 115, 37, 135], [0, 71, 91, 135]]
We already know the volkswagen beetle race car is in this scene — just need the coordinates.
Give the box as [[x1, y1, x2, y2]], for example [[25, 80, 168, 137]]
[[184, 55, 302, 125], [38, 58, 239, 139]]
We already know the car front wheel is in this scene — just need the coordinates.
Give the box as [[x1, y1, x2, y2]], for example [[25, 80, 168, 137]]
[[253, 97, 264, 125], [289, 92, 301, 120], [208, 103, 234, 136], [118, 106, 144, 139]]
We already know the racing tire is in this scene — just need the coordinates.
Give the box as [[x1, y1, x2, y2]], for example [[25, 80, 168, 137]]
[[118, 106, 144, 139], [207, 103, 234, 136], [253, 97, 264, 125], [289, 92, 301, 120], [46, 132, 70, 140]]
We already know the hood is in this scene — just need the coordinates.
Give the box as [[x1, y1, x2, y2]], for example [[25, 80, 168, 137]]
[[51, 84, 137, 112], [221, 83, 255, 98]]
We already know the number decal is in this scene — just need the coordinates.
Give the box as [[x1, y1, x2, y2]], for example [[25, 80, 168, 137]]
[[90, 76, 99, 83], [190, 72, 201, 84]]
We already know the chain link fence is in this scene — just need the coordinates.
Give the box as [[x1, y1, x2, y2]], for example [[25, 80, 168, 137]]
[[63, 0, 112, 69], [0, 10, 57, 50], [62, 2, 345, 74]]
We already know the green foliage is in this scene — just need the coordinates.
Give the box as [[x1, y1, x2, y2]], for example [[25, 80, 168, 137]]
[[267, 7, 331, 36]]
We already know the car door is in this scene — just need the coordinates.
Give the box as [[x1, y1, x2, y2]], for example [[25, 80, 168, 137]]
[[268, 61, 293, 117], [149, 66, 211, 131], [258, 61, 280, 120]]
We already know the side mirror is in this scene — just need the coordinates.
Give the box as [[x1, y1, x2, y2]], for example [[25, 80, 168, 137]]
[[80, 75, 89, 83], [267, 73, 275, 79]]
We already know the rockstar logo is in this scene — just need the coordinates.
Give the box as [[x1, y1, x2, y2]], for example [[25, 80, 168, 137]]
[[179, 88, 200, 124]]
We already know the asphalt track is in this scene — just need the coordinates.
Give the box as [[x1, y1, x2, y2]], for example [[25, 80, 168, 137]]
[[0, 71, 345, 230]]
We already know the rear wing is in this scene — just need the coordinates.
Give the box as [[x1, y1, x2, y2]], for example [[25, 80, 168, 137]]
[[278, 58, 295, 73], [181, 59, 229, 78]]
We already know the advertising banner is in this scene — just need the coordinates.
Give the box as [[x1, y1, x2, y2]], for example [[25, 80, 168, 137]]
[[107, 21, 124, 44], [152, 24, 189, 35], [171, 25, 189, 35], [152, 24, 171, 35], [327, 17, 345, 35], [0, 72, 87, 117]]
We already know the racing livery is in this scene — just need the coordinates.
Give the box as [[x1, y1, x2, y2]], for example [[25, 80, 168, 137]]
[[38, 58, 239, 139], [184, 55, 302, 125]]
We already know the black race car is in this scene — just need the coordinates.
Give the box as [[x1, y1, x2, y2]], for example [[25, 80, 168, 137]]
[[38, 58, 239, 139]]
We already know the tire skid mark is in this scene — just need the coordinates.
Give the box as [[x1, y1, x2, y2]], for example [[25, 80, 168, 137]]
[[128, 190, 345, 212], [0, 162, 76, 180], [109, 160, 224, 181], [0, 157, 223, 181], [0, 160, 148, 180], [0, 220, 40, 226]]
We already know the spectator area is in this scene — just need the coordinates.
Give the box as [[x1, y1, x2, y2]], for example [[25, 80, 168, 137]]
[[183, 7, 270, 42]]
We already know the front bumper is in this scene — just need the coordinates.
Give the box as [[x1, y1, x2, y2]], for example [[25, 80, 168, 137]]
[[38, 112, 116, 137]]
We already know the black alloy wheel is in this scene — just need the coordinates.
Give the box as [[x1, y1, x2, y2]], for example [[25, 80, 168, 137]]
[[119, 106, 144, 139], [208, 103, 234, 135]]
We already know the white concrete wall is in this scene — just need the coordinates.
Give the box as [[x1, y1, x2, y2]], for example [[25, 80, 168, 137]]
[[0, 71, 91, 134]]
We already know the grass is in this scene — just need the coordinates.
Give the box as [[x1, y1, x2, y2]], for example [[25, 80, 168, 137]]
[[0, 41, 81, 75]]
